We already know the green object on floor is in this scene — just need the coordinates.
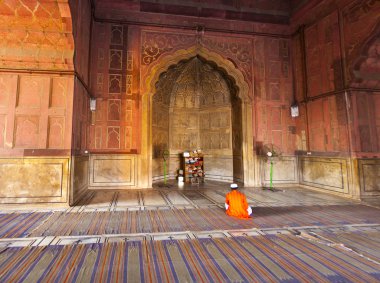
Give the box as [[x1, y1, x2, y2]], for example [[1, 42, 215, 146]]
[[163, 150, 169, 184], [270, 160, 273, 190]]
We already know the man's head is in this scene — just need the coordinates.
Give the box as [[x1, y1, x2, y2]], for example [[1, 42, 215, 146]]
[[230, 183, 238, 190]]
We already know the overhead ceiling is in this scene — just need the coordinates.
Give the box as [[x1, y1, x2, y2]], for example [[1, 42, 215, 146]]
[[93, 0, 312, 25]]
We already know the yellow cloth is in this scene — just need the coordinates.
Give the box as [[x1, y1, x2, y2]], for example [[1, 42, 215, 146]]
[[225, 190, 250, 219]]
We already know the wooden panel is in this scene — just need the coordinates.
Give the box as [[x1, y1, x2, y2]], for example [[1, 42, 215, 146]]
[[90, 154, 136, 187], [0, 158, 69, 204]]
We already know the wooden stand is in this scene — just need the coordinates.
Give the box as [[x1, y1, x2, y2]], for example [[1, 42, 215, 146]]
[[184, 152, 205, 184]]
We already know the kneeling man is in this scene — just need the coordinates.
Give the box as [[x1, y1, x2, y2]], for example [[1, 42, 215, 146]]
[[225, 183, 252, 219]]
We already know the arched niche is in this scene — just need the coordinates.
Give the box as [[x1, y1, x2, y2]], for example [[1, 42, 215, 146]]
[[138, 46, 255, 188]]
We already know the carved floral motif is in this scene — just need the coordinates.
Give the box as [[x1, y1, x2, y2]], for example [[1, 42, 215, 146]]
[[201, 36, 252, 80], [141, 32, 196, 65]]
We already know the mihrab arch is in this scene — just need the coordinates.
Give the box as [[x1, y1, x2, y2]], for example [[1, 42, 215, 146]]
[[138, 46, 255, 188]]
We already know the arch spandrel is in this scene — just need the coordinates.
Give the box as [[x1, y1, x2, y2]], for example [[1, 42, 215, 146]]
[[143, 46, 252, 103], [139, 46, 255, 188]]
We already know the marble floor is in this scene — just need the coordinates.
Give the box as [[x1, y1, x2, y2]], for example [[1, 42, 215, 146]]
[[1, 181, 380, 282]]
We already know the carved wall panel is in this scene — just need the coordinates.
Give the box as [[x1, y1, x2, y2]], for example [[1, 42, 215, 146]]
[[109, 50, 123, 70], [152, 56, 236, 180], [0, 74, 73, 154], [140, 30, 254, 93], [108, 99, 121, 121], [50, 78, 69, 108], [300, 157, 349, 193], [0, 158, 69, 204], [127, 51, 133, 71], [263, 157, 298, 184], [48, 117, 65, 149], [305, 11, 343, 97], [141, 31, 196, 65], [90, 23, 139, 153], [89, 154, 136, 187], [14, 116, 39, 148], [307, 94, 349, 153], [358, 159, 380, 194], [350, 91, 380, 153], [107, 126, 120, 149], [201, 36, 253, 84], [253, 36, 295, 155], [109, 75, 122, 94], [152, 101, 169, 164], [111, 25, 123, 45]]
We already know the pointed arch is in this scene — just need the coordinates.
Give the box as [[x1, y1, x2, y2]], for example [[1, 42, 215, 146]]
[[138, 46, 255, 188]]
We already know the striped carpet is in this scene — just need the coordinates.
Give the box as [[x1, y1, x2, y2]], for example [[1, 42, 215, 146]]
[[1, 234, 380, 282], [316, 229, 380, 263], [1, 205, 379, 238]]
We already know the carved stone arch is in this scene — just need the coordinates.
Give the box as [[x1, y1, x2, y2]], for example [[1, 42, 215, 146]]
[[139, 46, 255, 188], [144, 46, 251, 103]]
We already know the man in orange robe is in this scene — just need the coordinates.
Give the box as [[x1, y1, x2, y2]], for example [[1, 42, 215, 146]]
[[225, 183, 252, 219]]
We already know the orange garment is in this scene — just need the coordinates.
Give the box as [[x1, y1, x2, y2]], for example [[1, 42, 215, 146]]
[[225, 190, 250, 219]]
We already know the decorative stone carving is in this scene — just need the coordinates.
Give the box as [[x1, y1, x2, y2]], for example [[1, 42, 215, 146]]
[[109, 49, 123, 70], [109, 75, 122, 94], [141, 31, 196, 65], [126, 75, 132, 95], [108, 99, 121, 121], [201, 36, 252, 81], [50, 78, 68, 108], [127, 51, 133, 71], [14, 116, 39, 148], [111, 25, 123, 45], [48, 117, 64, 149], [107, 126, 120, 149], [153, 57, 233, 154]]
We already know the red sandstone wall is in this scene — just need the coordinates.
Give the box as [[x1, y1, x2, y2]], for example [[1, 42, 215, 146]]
[[291, 0, 380, 155], [0, 74, 74, 155], [88, 0, 379, 158], [89, 23, 140, 153], [69, 0, 92, 154], [88, 17, 296, 155], [0, 1, 75, 156], [254, 37, 296, 154]]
